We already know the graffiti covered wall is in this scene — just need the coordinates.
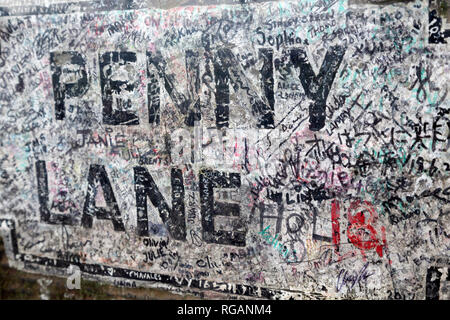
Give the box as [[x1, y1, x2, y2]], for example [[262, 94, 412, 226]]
[[0, 0, 449, 299]]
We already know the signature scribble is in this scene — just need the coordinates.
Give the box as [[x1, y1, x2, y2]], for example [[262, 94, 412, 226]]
[[336, 262, 375, 292]]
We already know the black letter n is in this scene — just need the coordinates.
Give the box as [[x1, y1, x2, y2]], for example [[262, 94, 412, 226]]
[[133, 167, 186, 240]]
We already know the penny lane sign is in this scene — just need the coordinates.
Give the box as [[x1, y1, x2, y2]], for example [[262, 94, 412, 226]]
[[0, 0, 449, 299]]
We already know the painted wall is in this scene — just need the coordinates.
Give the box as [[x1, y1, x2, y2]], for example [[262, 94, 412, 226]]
[[0, 0, 449, 299]]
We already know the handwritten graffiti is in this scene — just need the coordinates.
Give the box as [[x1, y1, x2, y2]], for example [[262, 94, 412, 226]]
[[0, 0, 448, 300]]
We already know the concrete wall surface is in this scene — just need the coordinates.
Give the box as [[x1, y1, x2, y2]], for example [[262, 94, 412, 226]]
[[0, 0, 449, 300]]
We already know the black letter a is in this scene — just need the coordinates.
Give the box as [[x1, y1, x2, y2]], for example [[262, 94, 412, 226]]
[[81, 165, 125, 231]]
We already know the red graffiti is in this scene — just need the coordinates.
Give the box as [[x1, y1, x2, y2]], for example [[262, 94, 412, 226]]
[[331, 199, 340, 254], [347, 200, 386, 258], [331, 199, 388, 261]]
